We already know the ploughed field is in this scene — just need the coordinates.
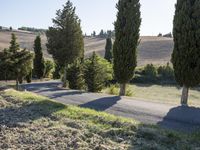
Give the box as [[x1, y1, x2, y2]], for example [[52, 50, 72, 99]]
[[0, 31, 173, 66]]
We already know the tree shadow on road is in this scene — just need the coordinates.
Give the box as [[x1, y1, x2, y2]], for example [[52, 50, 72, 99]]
[[49, 90, 85, 99], [21, 82, 62, 91], [157, 106, 200, 131], [35, 87, 67, 93], [80, 96, 121, 111]]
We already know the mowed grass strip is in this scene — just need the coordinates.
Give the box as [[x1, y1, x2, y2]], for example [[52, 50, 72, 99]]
[[0, 89, 200, 150], [103, 84, 200, 106]]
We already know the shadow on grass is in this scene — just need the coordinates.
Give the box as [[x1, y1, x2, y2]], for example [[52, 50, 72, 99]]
[[80, 96, 121, 111], [0, 100, 65, 127], [158, 106, 200, 132], [133, 83, 181, 89]]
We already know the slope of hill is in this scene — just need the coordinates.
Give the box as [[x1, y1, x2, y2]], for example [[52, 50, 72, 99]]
[[0, 31, 49, 57], [0, 31, 174, 66]]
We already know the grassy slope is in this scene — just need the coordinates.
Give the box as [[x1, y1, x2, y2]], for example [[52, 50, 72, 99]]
[[103, 84, 200, 106], [0, 90, 200, 149], [0, 31, 173, 66]]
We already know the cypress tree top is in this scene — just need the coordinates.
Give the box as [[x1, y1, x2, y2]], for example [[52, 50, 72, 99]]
[[104, 38, 113, 62], [9, 33, 20, 53]]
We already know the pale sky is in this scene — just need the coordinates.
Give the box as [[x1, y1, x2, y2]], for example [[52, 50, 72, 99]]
[[0, 0, 176, 36]]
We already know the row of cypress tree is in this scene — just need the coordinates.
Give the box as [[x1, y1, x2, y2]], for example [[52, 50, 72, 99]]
[[46, 0, 200, 106], [113, 0, 200, 105]]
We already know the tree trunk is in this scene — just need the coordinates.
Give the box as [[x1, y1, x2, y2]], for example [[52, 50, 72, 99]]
[[62, 64, 67, 88], [5, 71, 7, 82], [119, 83, 126, 96], [16, 77, 19, 91], [181, 85, 189, 106]]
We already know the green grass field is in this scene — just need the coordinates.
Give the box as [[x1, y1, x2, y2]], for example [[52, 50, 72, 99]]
[[0, 89, 200, 149], [103, 84, 200, 106]]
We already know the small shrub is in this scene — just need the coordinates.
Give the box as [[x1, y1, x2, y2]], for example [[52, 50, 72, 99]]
[[84, 52, 113, 92], [158, 63, 174, 79], [26, 71, 32, 83], [125, 87, 134, 97], [144, 64, 157, 78], [106, 84, 133, 97], [53, 63, 61, 79], [44, 59, 55, 78], [67, 60, 85, 90], [107, 85, 119, 95]]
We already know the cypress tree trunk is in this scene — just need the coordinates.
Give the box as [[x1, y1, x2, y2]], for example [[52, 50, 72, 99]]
[[181, 85, 189, 106], [63, 64, 67, 88], [16, 76, 19, 91], [119, 83, 126, 96]]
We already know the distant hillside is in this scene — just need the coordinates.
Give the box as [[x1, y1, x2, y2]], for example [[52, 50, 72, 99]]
[[0, 31, 174, 66]]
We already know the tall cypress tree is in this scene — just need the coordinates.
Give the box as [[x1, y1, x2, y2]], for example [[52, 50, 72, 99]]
[[104, 38, 113, 62], [33, 36, 45, 79], [172, 0, 200, 105], [113, 0, 141, 96], [46, 0, 84, 87]]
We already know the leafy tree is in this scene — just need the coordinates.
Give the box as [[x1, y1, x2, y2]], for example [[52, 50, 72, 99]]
[[104, 38, 113, 62], [53, 62, 61, 79], [93, 31, 96, 37], [144, 64, 157, 78], [0, 49, 14, 81], [46, 0, 84, 87], [158, 63, 174, 80], [33, 36, 45, 79], [44, 59, 55, 78], [67, 60, 85, 90], [99, 29, 104, 38], [84, 52, 112, 92], [113, 0, 141, 96], [26, 71, 32, 83], [107, 30, 112, 38], [172, 0, 200, 105]]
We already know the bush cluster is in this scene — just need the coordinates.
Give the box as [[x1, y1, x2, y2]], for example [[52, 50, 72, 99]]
[[132, 63, 175, 84], [65, 53, 113, 92]]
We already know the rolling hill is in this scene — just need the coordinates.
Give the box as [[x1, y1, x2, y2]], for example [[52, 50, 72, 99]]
[[0, 31, 174, 66]]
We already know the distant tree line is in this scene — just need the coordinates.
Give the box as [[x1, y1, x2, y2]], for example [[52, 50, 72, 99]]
[[0, 26, 13, 31], [157, 32, 172, 38], [18, 27, 46, 33], [90, 30, 115, 38]]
